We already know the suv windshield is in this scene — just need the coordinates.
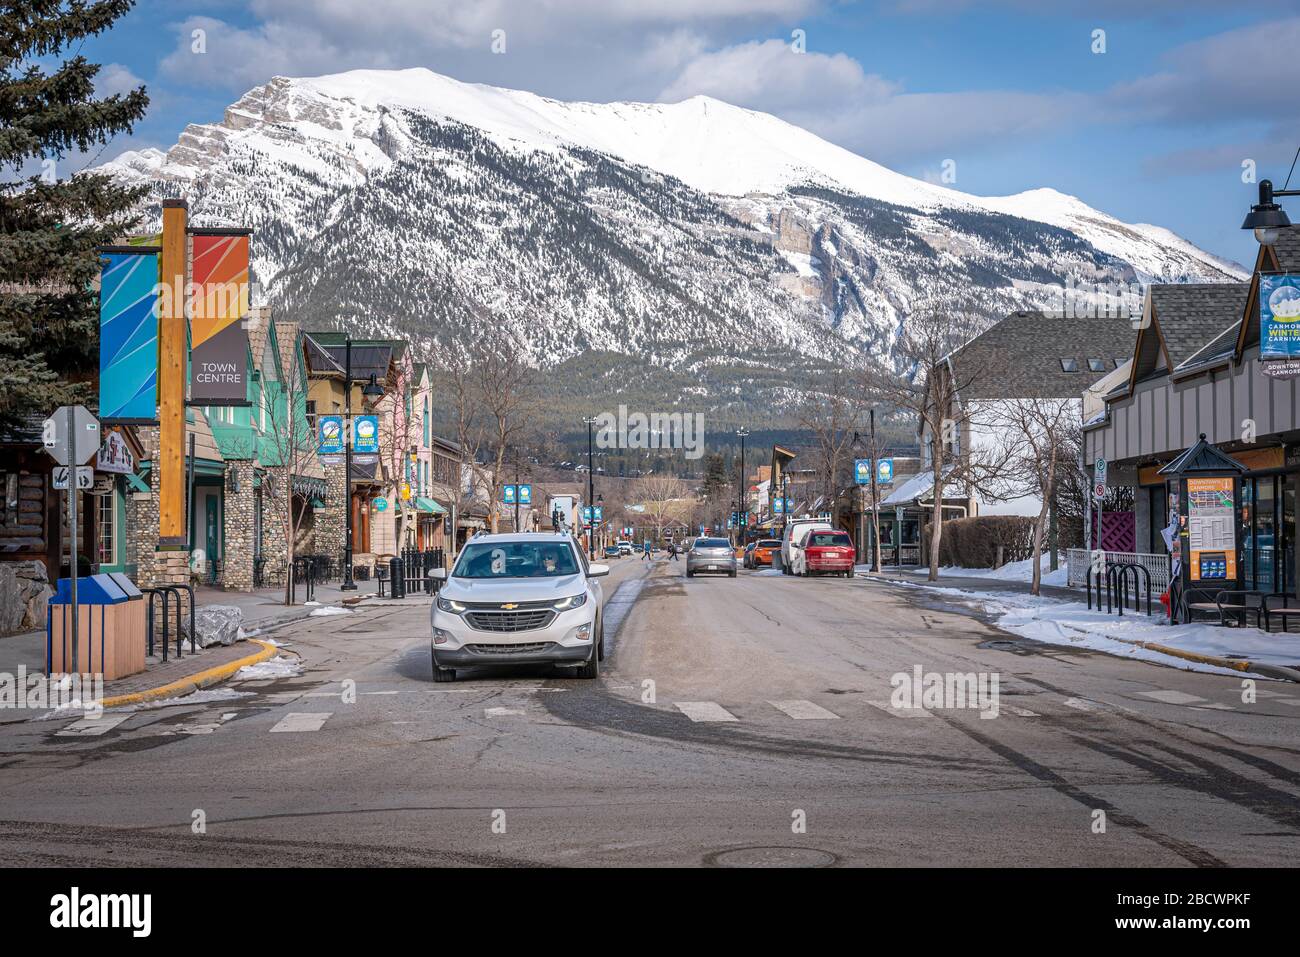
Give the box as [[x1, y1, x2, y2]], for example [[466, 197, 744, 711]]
[[809, 532, 851, 546], [452, 541, 580, 579], [696, 538, 731, 549]]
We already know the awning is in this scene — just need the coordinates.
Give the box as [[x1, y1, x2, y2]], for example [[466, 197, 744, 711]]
[[414, 497, 448, 514]]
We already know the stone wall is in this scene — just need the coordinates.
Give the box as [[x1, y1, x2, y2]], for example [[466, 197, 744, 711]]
[[315, 461, 347, 572], [221, 460, 255, 591], [260, 467, 289, 588], [127, 426, 162, 587], [0, 560, 53, 635]]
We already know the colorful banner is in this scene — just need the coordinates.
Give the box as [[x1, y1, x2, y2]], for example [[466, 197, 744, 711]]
[[98, 248, 159, 421], [1260, 274, 1300, 360], [518, 484, 531, 505], [318, 415, 343, 455], [353, 415, 379, 455], [189, 232, 251, 404]]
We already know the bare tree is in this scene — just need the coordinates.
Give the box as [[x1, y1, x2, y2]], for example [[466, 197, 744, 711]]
[[989, 398, 1076, 595], [795, 362, 870, 509], [632, 473, 690, 542], [254, 320, 317, 605], [870, 311, 1011, 582]]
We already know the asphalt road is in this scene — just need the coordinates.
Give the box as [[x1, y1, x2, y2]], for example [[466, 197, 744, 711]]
[[1, 556, 1298, 867]]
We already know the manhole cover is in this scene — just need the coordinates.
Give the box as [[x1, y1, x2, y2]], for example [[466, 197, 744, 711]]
[[705, 846, 838, 868]]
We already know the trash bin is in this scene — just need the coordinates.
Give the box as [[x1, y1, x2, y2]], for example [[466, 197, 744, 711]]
[[47, 574, 147, 679]]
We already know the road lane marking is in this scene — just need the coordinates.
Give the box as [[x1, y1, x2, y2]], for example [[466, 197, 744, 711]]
[[1061, 697, 1104, 712], [1136, 690, 1206, 705], [1001, 705, 1039, 717], [55, 714, 131, 736], [485, 707, 526, 717], [769, 699, 840, 720], [865, 700, 934, 718], [675, 701, 738, 722], [269, 712, 332, 733]]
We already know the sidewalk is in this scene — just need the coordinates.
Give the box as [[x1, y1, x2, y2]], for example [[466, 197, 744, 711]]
[[861, 568, 1300, 680], [0, 579, 377, 722]]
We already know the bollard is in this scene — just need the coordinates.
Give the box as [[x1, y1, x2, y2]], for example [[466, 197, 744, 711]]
[[389, 556, 405, 599]]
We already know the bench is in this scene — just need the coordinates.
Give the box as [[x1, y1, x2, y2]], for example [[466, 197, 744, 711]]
[[1263, 594, 1300, 633]]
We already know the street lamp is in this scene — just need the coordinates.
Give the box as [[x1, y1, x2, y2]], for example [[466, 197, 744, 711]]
[[341, 341, 384, 591], [1243, 179, 1296, 246], [582, 416, 597, 559], [735, 426, 749, 546]]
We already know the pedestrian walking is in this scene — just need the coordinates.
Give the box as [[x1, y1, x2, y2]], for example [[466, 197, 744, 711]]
[[667, 542, 680, 561], [642, 540, 652, 561]]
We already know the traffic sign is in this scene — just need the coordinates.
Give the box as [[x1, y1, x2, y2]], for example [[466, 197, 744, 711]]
[[43, 405, 99, 466], [52, 466, 93, 490], [1093, 483, 1107, 502]]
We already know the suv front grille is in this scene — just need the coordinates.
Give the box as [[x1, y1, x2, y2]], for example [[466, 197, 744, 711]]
[[465, 642, 555, 655], [465, 609, 556, 632]]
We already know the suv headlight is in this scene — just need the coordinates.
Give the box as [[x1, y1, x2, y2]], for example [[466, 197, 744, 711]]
[[436, 595, 467, 614], [552, 593, 587, 611]]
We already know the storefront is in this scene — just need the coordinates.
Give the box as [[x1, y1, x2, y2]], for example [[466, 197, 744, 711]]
[[1084, 234, 1300, 600]]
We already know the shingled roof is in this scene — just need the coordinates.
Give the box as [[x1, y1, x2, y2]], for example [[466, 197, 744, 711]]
[[1149, 283, 1247, 370], [947, 311, 1138, 400], [1269, 226, 1300, 272]]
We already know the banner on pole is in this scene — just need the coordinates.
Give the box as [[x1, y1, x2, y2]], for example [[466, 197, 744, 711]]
[[98, 248, 160, 422], [189, 231, 251, 404]]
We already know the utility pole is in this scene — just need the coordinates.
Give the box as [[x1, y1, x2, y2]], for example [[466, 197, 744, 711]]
[[869, 410, 881, 573], [513, 456, 521, 533], [65, 405, 79, 674]]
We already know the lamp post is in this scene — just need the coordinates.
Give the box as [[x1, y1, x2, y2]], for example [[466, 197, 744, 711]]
[[582, 416, 597, 559], [735, 426, 748, 546], [341, 341, 383, 591], [1243, 179, 1296, 245]]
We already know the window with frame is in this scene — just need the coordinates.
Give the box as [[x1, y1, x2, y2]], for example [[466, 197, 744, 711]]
[[1060, 358, 1080, 372], [96, 492, 116, 566]]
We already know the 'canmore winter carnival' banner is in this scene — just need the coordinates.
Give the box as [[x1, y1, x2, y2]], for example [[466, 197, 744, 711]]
[[1259, 274, 1300, 361], [98, 247, 160, 422], [189, 231, 251, 404]]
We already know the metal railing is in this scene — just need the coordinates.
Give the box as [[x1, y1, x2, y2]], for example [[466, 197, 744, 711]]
[[1068, 549, 1169, 593], [141, 584, 195, 660]]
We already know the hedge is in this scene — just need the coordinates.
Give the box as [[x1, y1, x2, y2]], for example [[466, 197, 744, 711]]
[[924, 515, 1038, 569]]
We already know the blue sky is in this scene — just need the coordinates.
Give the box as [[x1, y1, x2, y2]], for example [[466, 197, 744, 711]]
[[83, 0, 1300, 266]]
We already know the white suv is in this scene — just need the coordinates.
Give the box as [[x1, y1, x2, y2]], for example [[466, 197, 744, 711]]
[[430, 533, 608, 682], [780, 519, 833, 575]]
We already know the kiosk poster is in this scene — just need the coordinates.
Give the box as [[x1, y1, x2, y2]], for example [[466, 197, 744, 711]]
[[1186, 477, 1237, 582]]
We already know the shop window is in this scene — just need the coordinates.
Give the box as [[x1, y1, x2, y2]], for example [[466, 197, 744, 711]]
[[96, 493, 115, 566]]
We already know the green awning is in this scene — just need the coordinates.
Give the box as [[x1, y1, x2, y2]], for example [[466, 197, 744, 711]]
[[310, 497, 325, 508], [414, 497, 448, 514]]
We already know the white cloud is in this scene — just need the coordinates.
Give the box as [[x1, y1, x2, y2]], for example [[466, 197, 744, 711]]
[[95, 63, 145, 98]]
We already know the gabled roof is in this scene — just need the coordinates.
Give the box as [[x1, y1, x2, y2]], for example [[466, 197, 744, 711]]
[[948, 311, 1136, 400], [302, 334, 344, 375], [1234, 229, 1300, 358], [1157, 433, 1248, 476], [1148, 284, 1245, 370]]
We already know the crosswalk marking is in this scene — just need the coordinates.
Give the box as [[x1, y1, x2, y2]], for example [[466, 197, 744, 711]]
[[56, 714, 131, 736], [675, 701, 738, 722], [1001, 705, 1039, 717], [865, 700, 935, 718], [1061, 696, 1104, 712], [269, 712, 332, 733], [485, 707, 525, 717], [769, 699, 840, 720], [1136, 690, 1205, 705]]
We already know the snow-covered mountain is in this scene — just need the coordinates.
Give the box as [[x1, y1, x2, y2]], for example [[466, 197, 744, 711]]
[[102, 68, 1245, 421]]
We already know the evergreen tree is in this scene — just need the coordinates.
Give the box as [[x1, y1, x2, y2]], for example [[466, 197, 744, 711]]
[[700, 452, 728, 503], [0, 0, 148, 431]]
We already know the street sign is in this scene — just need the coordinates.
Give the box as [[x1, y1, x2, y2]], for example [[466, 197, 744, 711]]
[[43, 405, 99, 466], [52, 466, 93, 490], [96, 430, 135, 474], [1093, 456, 1108, 503]]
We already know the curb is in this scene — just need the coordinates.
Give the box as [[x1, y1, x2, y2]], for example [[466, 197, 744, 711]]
[[100, 639, 279, 709], [869, 574, 1300, 683]]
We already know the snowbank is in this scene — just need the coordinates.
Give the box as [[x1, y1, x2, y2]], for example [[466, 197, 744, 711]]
[[938, 553, 1069, 587], [883, 580, 1300, 675]]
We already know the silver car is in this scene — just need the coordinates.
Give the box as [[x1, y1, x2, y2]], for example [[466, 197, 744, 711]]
[[686, 537, 737, 578]]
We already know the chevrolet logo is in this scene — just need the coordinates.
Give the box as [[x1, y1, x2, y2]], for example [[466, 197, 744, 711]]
[[500, 603, 519, 610]]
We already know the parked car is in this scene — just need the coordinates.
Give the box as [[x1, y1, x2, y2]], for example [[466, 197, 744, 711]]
[[780, 519, 833, 574], [744, 538, 782, 568], [796, 529, 856, 577], [686, 537, 737, 577], [603, 545, 621, 559], [429, 533, 608, 682]]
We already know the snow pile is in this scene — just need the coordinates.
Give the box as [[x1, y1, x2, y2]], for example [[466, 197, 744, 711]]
[[234, 655, 303, 680], [309, 605, 353, 617], [886, 580, 1300, 674], [937, 553, 1070, 587]]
